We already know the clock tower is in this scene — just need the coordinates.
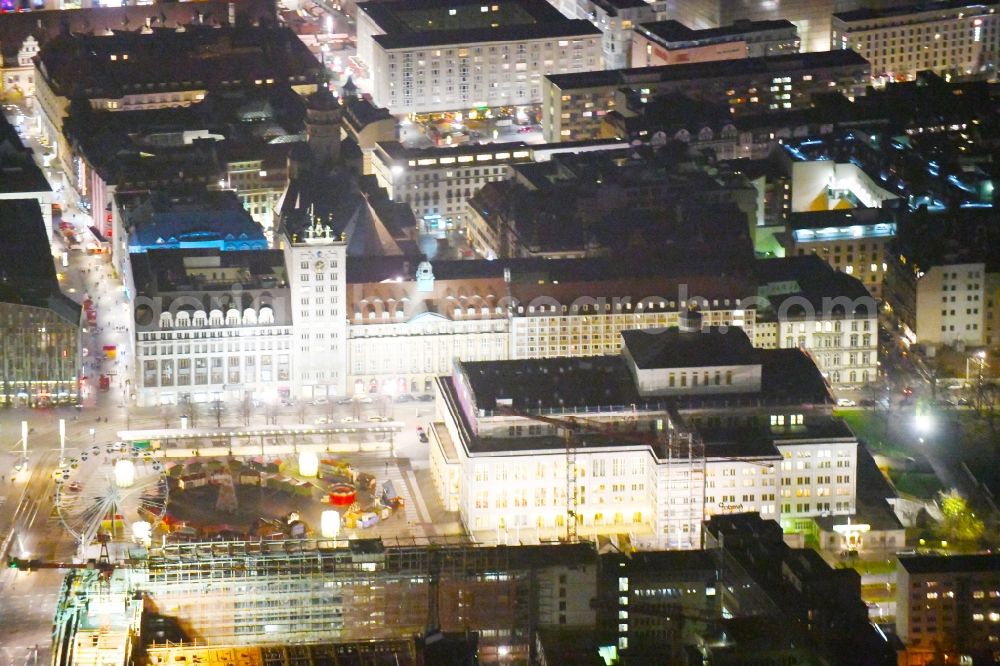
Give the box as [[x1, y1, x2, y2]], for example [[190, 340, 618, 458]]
[[283, 206, 348, 400]]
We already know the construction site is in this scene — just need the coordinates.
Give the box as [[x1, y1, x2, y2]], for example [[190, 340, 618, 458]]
[[51, 538, 598, 666]]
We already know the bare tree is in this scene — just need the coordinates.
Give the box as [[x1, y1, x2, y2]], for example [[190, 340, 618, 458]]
[[264, 402, 278, 426], [180, 394, 196, 428], [162, 404, 176, 429], [239, 393, 253, 427], [209, 399, 225, 429]]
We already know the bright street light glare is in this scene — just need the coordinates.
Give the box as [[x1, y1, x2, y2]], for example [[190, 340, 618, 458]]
[[914, 413, 934, 434]]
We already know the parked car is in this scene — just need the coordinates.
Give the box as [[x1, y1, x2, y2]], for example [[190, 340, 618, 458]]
[[356, 395, 374, 404], [340, 416, 357, 423], [394, 394, 416, 403], [859, 399, 876, 407], [311, 397, 329, 406], [337, 397, 354, 405], [836, 398, 857, 407], [417, 394, 435, 402], [368, 415, 390, 422], [314, 416, 330, 425]]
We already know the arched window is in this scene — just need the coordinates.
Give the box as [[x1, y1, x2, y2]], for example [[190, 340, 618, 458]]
[[243, 308, 258, 325], [209, 309, 224, 326], [225, 308, 240, 327], [259, 307, 274, 325], [193, 310, 207, 328], [159, 312, 173, 328], [175, 311, 191, 328]]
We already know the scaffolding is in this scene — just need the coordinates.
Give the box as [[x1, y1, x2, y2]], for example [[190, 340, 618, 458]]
[[124, 538, 587, 661]]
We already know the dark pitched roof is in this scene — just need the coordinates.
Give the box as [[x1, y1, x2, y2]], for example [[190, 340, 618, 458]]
[[0, 0, 277, 66], [0, 115, 50, 194], [36, 24, 320, 99], [0, 199, 81, 324], [756, 255, 876, 316], [622, 326, 757, 369]]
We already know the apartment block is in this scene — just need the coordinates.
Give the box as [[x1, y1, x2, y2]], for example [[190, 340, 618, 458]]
[[897, 553, 1000, 665], [915, 263, 988, 347], [543, 50, 870, 141], [358, 0, 601, 115], [833, 2, 1000, 82]]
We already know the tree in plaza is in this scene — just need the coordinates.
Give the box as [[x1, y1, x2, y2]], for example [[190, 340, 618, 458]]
[[239, 393, 253, 427], [938, 489, 985, 542], [161, 404, 176, 429], [179, 394, 197, 428], [209, 398, 225, 429]]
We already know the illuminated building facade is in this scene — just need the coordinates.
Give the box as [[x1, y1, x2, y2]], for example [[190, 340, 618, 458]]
[[371, 139, 624, 237], [896, 553, 1000, 665], [914, 263, 989, 347], [122, 539, 595, 663], [130, 249, 293, 407], [543, 50, 871, 141], [632, 19, 799, 68], [430, 321, 858, 548], [0, 200, 81, 406], [358, 0, 602, 115], [787, 208, 897, 300], [587, 0, 667, 70], [832, 2, 1000, 82], [755, 255, 879, 386]]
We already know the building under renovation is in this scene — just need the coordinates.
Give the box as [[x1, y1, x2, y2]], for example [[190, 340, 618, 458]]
[[53, 538, 597, 666]]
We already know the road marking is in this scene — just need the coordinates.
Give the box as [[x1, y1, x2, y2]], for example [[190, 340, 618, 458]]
[[405, 469, 431, 524]]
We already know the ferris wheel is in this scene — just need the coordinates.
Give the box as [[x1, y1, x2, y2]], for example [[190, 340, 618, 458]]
[[53, 442, 169, 554]]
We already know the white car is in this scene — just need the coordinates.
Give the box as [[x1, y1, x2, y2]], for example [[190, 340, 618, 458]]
[[836, 398, 857, 407], [340, 416, 357, 423], [314, 416, 330, 425], [311, 397, 329, 406]]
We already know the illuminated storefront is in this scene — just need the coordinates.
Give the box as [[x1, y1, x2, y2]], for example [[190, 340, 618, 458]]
[[0, 301, 81, 406]]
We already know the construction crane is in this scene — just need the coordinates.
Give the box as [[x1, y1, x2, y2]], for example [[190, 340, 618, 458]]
[[499, 408, 586, 542], [498, 407, 704, 545]]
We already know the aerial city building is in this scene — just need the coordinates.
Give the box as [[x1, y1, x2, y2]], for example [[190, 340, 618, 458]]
[[3, 0, 1000, 665]]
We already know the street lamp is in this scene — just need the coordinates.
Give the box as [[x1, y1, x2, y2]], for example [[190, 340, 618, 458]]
[[966, 350, 988, 386]]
